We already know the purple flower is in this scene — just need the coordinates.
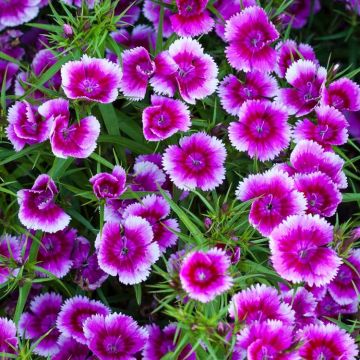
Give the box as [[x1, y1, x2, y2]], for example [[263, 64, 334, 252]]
[[229, 100, 291, 161], [236, 320, 297, 360], [61, 55, 122, 103], [281, 0, 321, 29], [142, 95, 191, 141], [151, 38, 218, 104], [62, 0, 97, 8], [170, 0, 214, 37], [270, 214, 342, 287], [0, 0, 40, 27], [131, 161, 166, 192], [17, 174, 70, 233], [236, 169, 306, 236], [143, 0, 173, 38], [90, 166, 127, 199], [218, 72, 278, 116], [278, 59, 327, 117], [0, 317, 18, 356], [38, 98, 101, 159], [229, 284, 295, 325], [96, 217, 160, 285], [294, 172, 342, 217], [143, 323, 195, 360], [120, 47, 155, 100], [52, 336, 93, 360], [0, 61, 19, 91], [316, 292, 358, 320], [0, 234, 22, 284], [6, 101, 52, 151], [294, 105, 349, 149], [163, 132, 226, 191], [115, 0, 141, 25], [124, 195, 179, 252], [19, 292, 62, 356], [57, 295, 110, 344], [83, 313, 148, 360], [298, 324, 358, 360], [225, 6, 279, 72]]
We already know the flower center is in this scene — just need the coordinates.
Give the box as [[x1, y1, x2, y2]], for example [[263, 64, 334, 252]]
[[82, 79, 99, 94], [136, 59, 155, 76]]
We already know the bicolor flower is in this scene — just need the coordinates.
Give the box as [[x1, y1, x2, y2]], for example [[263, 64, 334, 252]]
[[179, 248, 233, 303], [0, 317, 18, 357], [52, 336, 93, 360], [0, 0, 40, 27], [131, 161, 166, 192], [225, 6, 279, 72], [17, 174, 71, 233], [229, 100, 291, 161], [163, 132, 226, 191], [270, 214, 342, 286], [0, 234, 22, 284], [143, 0, 173, 38]]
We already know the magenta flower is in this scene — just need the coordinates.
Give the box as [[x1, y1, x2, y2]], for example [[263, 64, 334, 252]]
[[124, 195, 179, 252], [17, 174, 70, 233], [294, 105, 349, 149], [0, 0, 40, 27], [270, 214, 342, 287], [57, 295, 110, 344], [278, 59, 327, 116], [61, 55, 122, 103], [281, 0, 321, 29], [90, 166, 127, 199], [0, 61, 19, 91], [142, 95, 191, 141], [298, 324, 358, 360], [38, 98, 100, 159], [229, 100, 290, 161], [97, 217, 160, 285], [218, 72, 278, 116], [143, 324, 195, 360], [225, 6, 279, 72], [36, 228, 75, 278], [0, 235, 21, 284], [163, 132, 226, 191], [236, 169, 306, 236], [151, 38, 218, 104], [328, 249, 360, 305], [290, 140, 347, 189], [322, 77, 360, 112], [115, 0, 141, 25], [170, 0, 214, 37], [143, 0, 173, 38], [294, 172, 342, 217], [83, 313, 148, 360], [276, 40, 318, 78], [0, 317, 17, 356], [179, 248, 232, 303], [120, 47, 155, 100], [52, 336, 92, 360], [236, 320, 297, 360], [229, 284, 295, 325], [19, 292, 62, 356], [131, 160, 166, 192], [6, 101, 52, 151]]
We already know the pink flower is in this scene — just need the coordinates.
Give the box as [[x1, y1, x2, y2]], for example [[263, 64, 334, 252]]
[[96, 217, 160, 285], [61, 55, 122, 103], [294, 172, 342, 217], [276, 40, 318, 78], [0, 317, 18, 356], [38, 98, 100, 159], [236, 320, 297, 360], [294, 105, 349, 149], [218, 72, 278, 116], [236, 169, 306, 236], [270, 214, 342, 286], [0, 0, 40, 27], [322, 77, 360, 112], [120, 47, 155, 100], [17, 174, 70, 233], [298, 324, 358, 360], [0, 234, 22, 284], [151, 38, 218, 104], [170, 0, 214, 37], [225, 6, 279, 72], [278, 59, 327, 116], [19, 292, 62, 356], [163, 132, 226, 191], [229, 100, 290, 161], [143, 0, 173, 38], [142, 95, 191, 141], [6, 101, 52, 151], [229, 284, 295, 325], [124, 195, 179, 252], [179, 248, 233, 303], [131, 161, 166, 192], [57, 295, 110, 344], [83, 313, 148, 360], [90, 166, 127, 199]]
